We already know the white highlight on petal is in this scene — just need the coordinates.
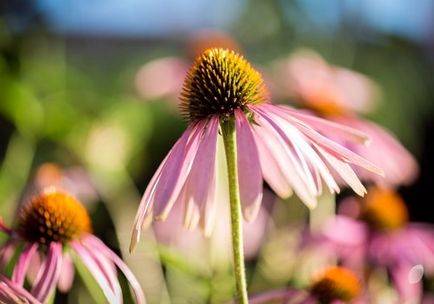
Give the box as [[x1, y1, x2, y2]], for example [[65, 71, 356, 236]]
[[408, 264, 424, 284]]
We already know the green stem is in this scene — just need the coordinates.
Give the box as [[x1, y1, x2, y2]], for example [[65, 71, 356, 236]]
[[221, 118, 248, 304]]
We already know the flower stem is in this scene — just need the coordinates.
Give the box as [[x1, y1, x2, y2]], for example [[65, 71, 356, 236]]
[[221, 118, 248, 304]]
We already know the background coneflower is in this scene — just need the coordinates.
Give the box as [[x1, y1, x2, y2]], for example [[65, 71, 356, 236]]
[[0, 188, 145, 304]]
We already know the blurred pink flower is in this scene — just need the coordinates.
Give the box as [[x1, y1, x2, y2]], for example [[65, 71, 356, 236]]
[[318, 187, 434, 303], [23, 162, 99, 205], [130, 48, 383, 251], [272, 49, 418, 186], [248, 266, 364, 304], [0, 189, 145, 304], [0, 274, 41, 304]]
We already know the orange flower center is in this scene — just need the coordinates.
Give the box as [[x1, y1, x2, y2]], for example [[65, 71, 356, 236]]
[[305, 87, 346, 117], [180, 48, 268, 121], [311, 266, 361, 303], [359, 187, 408, 231], [18, 190, 92, 245]]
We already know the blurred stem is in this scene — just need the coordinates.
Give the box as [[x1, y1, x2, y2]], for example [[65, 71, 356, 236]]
[[221, 118, 248, 304]]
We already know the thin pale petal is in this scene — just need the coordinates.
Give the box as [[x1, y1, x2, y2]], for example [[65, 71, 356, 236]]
[[81, 238, 123, 303], [130, 124, 198, 252], [293, 115, 383, 176], [57, 253, 75, 292], [182, 117, 219, 233], [260, 107, 340, 195], [12, 243, 38, 286], [153, 122, 205, 219], [273, 104, 370, 144], [71, 240, 121, 303], [315, 145, 366, 196], [235, 110, 263, 221], [252, 128, 293, 198], [85, 235, 146, 304], [31, 242, 63, 302], [252, 110, 317, 208]]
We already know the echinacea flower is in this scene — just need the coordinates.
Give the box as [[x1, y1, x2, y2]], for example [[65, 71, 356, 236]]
[[272, 49, 418, 186], [0, 189, 145, 304], [318, 187, 434, 303], [130, 48, 383, 250], [249, 266, 363, 304], [0, 274, 41, 304]]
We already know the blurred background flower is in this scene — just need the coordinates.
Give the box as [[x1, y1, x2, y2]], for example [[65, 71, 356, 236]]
[[1, 0, 434, 303]]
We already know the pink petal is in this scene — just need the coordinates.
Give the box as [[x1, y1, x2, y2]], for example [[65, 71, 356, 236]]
[[235, 110, 263, 221], [57, 253, 75, 292], [182, 117, 219, 234], [0, 274, 41, 304], [273, 104, 370, 144], [315, 145, 366, 196], [12, 243, 38, 286], [84, 235, 146, 304], [0, 239, 18, 270], [153, 122, 205, 219], [71, 240, 122, 303], [130, 123, 201, 252], [251, 129, 293, 198], [291, 113, 383, 176], [31, 242, 63, 302], [257, 107, 341, 195], [252, 109, 318, 208]]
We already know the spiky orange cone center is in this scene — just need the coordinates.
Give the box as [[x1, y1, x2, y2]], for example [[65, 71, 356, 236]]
[[18, 190, 92, 245]]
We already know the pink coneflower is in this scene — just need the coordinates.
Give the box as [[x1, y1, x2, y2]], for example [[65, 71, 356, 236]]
[[0, 274, 41, 304], [273, 49, 418, 186], [249, 266, 363, 304], [319, 187, 434, 303], [131, 48, 382, 248], [0, 189, 145, 304], [130, 48, 382, 303]]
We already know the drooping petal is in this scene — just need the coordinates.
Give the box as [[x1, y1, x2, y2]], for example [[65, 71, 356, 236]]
[[130, 123, 201, 252], [0, 239, 19, 270], [84, 235, 146, 304], [57, 253, 75, 293], [235, 110, 263, 221], [259, 107, 341, 195], [251, 127, 293, 198], [12, 243, 38, 286], [71, 240, 121, 304], [284, 110, 383, 176], [315, 145, 366, 196], [274, 104, 370, 144], [31, 242, 63, 302], [0, 274, 41, 304], [182, 117, 219, 234], [252, 108, 318, 208]]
